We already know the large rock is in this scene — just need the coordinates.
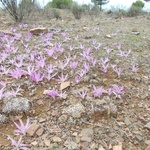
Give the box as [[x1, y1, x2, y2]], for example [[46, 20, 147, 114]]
[[2, 97, 30, 113], [30, 27, 48, 35]]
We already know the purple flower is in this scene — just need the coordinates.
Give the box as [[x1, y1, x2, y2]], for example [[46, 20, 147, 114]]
[[25, 65, 36, 76], [35, 56, 46, 69], [13, 118, 30, 135], [47, 88, 58, 98], [114, 67, 123, 77], [92, 85, 104, 98], [57, 73, 68, 82], [0, 65, 10, 75], [106, 48, 113, 54], [59, 61, 68, 70], [10, 68, 24, 79], [100, 57, 109, 65], [73, 76, 82, 84], [9, 136, 29, 150], [84, 62, 90, 72], [30, 71, 44, 83], [78, 90, 87, 99], [46, 49, 54, 57], [57, 90, 66, 99], [131, 64, 138, 72], [9, 85, 23, 97], [90, 57, 97, 66], [111, 85, 124, 98], [101, 63, 109, 73], [70, 61, 78, 69], [78, 69, 87, 77], [117, 49, 131, 58], [0, 87, 5, 100], [69, 45, 75, 51]]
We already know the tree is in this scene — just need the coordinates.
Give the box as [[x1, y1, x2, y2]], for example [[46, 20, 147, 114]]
[[132, 0, 145, 9], [46, 0, 73, 9], [91, 0, 109, 11], [0, 0, 36, 22]]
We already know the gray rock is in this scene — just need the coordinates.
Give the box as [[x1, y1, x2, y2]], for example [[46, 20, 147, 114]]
[[80, 128, 93, 142], [63, 103, 85, 118], [144, 122, 150, 130], [64, 141, 78, 149], [124, 117, 131, 126], [2, 97, 30, 113]]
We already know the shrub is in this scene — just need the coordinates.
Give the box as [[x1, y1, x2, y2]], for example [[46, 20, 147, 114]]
[[71, 2, 82, 19], [132, 0, 145, 9], [0, 0, 37, 22], [127, 6, 144, 17], [45, 0, 73, 9], [89, 5, 100, 16]]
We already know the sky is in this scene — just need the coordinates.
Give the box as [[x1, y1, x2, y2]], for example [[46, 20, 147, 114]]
[[39, 0, 150, 11]]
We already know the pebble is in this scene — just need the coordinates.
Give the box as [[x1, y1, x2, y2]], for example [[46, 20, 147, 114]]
[[144, 122, 150, 130], [52, 136, 62, 143], [27, 123, 41, 136]]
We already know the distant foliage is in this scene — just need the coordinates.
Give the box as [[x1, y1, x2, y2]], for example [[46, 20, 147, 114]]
[[46, 0, 73, 9], [71, 2, 82, 19], [132, 0, 145, 9], [91, 0, 109, 10], [127, 6, 144, 17]]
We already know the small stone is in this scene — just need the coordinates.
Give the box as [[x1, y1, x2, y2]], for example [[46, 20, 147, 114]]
[[36, 100, 44, 106], [27, 123, 40, 136], [144, 122, 150, 130], [60, 81, 70, 90], [105, 34, 112, 39], [81, 136, 92, 142], [39, 117, 46, 123], [36, 127, 44, 136], [64, 141, 78, 149], [80, 128, 93, 142], [117, 122, 125, 127], [90, 143, 97, 149], [72, 132, 78, 137], [124, 117, 131, 126], [30, 27, 48, 35], [132, 28, 138, 32], [52, 136, 62, 143], [145, 140, 150, 145], [44, 139, 51, 147], [98, 145, 105, 150], [58, 115, 68, 122], [145, 145, 150, 150], [31, 141, 38, 146], [135, 135, 142, 141]]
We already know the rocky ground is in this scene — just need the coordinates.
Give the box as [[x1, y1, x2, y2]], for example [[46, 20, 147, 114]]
[[0, 10, 150, 150]]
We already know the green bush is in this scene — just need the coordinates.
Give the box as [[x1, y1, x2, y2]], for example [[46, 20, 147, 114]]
[[132, 0, 145, 9], [45, 0, 73, 9], [127, 6, 144, 17], [71, 2, 82, 19]]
